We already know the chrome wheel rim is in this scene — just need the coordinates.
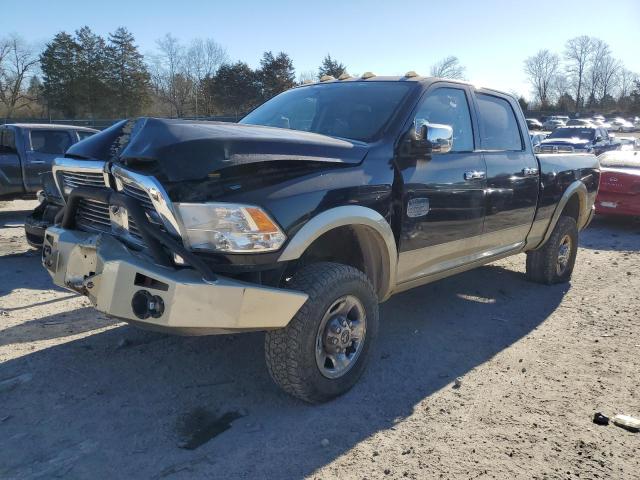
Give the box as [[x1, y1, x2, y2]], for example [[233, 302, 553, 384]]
[[556, 234, 572, 276], [315, 295, 367, 379]]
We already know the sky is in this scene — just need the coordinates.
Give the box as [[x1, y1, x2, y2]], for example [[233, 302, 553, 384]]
[[3, 0, 639, 99]]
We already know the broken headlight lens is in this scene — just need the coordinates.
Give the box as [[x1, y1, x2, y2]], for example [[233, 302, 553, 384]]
[[175, 203, 286, 253]]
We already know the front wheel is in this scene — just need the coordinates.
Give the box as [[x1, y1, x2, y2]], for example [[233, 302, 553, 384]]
[[265, 262, 379, 403], [526, 216, 578, 284]]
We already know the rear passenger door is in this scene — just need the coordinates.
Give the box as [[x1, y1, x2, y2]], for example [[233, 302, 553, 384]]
[[473, 91, 539, 251], [24, 129, 73, 192]]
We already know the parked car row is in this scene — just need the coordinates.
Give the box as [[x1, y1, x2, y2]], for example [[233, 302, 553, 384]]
[[528, 115, 640, 133], [530, 125, 633, 156]]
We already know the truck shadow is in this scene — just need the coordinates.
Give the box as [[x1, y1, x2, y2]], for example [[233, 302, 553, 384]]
[[0, 262, 567, 479], [0, 208, 32, 226], [579, 215, 640, 252]]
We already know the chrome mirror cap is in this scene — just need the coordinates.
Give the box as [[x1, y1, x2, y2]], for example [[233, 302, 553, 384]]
[[418, 123, 453, 154]]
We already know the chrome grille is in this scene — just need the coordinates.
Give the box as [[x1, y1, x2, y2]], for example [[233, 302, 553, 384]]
[[120, 182, 154, 210], [59, 171, 106, 192], [53, 158, 179, 249], [75, 199, 111, 232]]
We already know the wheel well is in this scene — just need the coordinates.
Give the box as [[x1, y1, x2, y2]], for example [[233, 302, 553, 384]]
[[286, 225, 390, 299], [561, 193, 581, 222]]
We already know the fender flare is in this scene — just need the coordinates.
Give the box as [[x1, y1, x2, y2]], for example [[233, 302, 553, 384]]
[[278, 206, 398, 301], [538, 180, 589, 248]]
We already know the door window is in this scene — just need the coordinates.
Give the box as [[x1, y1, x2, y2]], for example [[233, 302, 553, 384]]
[[30, 130, 73, 154], [414, 87, 474, 152], [476, 94, 523, 151]]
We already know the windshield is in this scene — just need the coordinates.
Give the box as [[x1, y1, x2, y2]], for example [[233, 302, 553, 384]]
[[548, 128, 595, 140], [240, 82, 414, 142]]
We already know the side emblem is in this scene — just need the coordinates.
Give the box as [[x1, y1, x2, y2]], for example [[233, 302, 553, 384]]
[[407, 198, 430, 218]]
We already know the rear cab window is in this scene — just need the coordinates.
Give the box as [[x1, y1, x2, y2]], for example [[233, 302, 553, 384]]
[[475, 93, 523, 151], [30, 130, 73, 154], [76, 130, 96, 141], [0, 128, 17, 153]]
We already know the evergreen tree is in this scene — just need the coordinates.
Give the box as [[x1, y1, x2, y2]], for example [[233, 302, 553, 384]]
[[258, 51, 295, 101], [209, 62, 259, 116], [39, 32, 80, 117], [106, 27, 151, 117], [74, 26, 111, 117], [318, 54, 346, 79]]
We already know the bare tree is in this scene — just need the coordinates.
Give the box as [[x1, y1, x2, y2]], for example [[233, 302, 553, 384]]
[[153, 33, 187, 116], [618, 68, 638, 99], [185, 38, 227, 116], [0, 35, 39, 118], [551, 74, 571, 103], [597, 54, 621, 101], [297, 70, 316, 84], [564, 36, 594, 110], [524, 49, 559, 107], [429, 56, 466, 80], [584, 38, 610, 106]]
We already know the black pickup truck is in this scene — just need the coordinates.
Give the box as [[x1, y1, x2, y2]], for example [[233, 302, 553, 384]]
[[42, 75, 599, 403]]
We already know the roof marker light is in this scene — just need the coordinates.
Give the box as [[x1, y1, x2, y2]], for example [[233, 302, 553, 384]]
[[338, 73, 351, 80], [319, 75, 335, 82], [405, 71, 419, 78], [361, 72, 376, 79]]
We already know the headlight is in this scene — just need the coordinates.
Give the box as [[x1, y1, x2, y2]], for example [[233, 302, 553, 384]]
[[175, 203, 286, 253]]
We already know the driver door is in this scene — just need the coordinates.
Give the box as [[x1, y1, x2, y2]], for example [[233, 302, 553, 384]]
[[395, 85, 487, 286]]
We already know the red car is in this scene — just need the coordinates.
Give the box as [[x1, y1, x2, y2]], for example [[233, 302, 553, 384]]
[[596, 150, 640, 217]]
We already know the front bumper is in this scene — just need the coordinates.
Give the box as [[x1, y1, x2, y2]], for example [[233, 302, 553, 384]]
[[42, 227, 308, 335]]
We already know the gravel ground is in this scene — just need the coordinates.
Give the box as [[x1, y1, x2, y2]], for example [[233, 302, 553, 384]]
[[0, 199, 638, 479]]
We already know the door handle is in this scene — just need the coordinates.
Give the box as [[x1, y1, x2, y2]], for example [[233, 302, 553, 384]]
[[464, 170, 486, 181], [521, 167, 539, 176], [30, 160, 46, 164]]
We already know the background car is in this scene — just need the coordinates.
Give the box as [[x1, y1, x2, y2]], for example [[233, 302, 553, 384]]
[[591, 118, 613, 130], [566, 118, 594, 127], [0, 123, 97, 200], [526, 118, 543, 130], [613, 136, 640, 151], [595, 150, 640, 217], [537, 125, 614, 155], [610, 118, 635, 132], [542, 118, 565, 131], [530, 131, 548, 148]]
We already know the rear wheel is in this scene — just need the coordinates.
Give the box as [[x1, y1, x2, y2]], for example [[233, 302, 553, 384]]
[[526, 216, 578, 284], [264, 262, 379, 403]]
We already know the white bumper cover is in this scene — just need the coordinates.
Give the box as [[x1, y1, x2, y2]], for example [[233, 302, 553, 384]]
[[42, 227, 308, 335]]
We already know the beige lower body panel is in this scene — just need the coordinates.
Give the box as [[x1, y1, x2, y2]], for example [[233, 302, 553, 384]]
[[42, 227, 308, 335]]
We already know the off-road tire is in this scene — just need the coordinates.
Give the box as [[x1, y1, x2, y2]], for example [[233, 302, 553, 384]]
[[265, 262, 379, 403], [526, 216, 578, 284]]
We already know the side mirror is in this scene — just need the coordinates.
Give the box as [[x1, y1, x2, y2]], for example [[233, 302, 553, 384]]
[[594, 136, 603, 143], [416, 122, 453, 154]]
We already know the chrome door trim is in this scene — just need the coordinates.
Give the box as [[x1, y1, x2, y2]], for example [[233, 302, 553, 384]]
[[393, 241, 524, 294]]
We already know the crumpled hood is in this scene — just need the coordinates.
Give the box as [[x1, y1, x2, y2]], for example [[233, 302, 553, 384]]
[[65, 117, 369, 181]]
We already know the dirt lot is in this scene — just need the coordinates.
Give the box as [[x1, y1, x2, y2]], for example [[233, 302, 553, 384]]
[[0, 199, 639, 479]]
